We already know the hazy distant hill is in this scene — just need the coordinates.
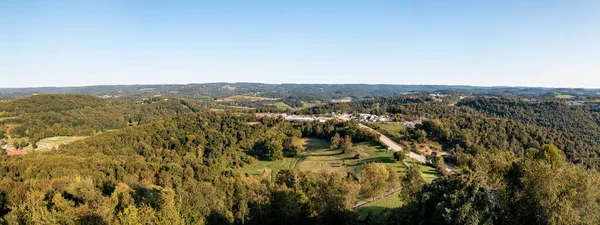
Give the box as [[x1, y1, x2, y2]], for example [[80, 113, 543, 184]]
[[1, 83, 598, 101]]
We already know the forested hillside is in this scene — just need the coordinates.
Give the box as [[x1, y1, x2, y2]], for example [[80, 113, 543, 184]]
[[459, 97, 600, 168], [0, 110, 384, 224], [307, 96, 600, 169], [2, 94, 600, 224], [0, 95, 202, 147]]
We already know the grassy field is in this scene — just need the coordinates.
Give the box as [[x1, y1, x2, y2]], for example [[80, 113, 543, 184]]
[[239, 137, 438, 218], [357, 192, 402, 220], [269, 101, 322, 110], [6, 136, 90, 152], [271, 102, 294, 110], [366, 122, 405, 134], [240, 138, 409, 179], [554, 93, 574, 99], [366, 122, 405, 140], [355, 161, 438, 220], [215, 95, 280, 102], [417, 161, 438, 183], [295, 139, 408, 175], [239, 157, 302, 179]]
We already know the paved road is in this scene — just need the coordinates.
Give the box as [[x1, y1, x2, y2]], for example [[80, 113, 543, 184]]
[[358, 123, 427, 164]]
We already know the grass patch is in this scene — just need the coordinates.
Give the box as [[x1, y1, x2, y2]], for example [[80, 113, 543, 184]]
[[240, 138, 408, 178], [215, 95, 280, 102], [554, 93, 574, 99], [30, 136, 89, 151], [271, 102, 294, 110], [357, 192, 402, 220], [239, 138, 436, 216], [356, 158, 439, 217], [295, 139, 408, 175], [366, 122, 405, 140], [239, 157, 302, 180], [6, 136, 90, 152]]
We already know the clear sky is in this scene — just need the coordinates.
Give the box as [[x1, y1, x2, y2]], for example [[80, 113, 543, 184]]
[[1, 0, 599, 88]]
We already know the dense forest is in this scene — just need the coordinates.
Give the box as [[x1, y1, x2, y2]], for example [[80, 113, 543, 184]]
[[1, 93, 600, 224], [459, 97, 600, 167], [0, 95, 207, 145]]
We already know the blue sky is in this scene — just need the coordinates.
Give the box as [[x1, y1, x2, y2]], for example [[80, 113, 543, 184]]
[[1, 0, 599, 88]]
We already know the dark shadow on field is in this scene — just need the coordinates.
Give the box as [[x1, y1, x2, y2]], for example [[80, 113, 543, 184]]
[[303, 138, 331, 150], [361, 141, 387, 151], [308, 151, 342, 157], [422, 170, 438, 176], [357, 206, 391, 222]]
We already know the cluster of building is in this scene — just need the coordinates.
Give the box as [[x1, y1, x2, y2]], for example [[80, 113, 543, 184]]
[[355, 113, 394, 122], [254, 113, 331, 122]]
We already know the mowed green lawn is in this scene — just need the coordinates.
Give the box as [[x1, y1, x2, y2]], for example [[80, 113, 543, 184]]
[[356, 162, 438, 220], [295, 139, 408, 175], [239, 137, 439, 218], [240, 138, 410, 178], [366, 122, 405, 140], [239, 157, 302, 178], [357, 192, 402, 220]]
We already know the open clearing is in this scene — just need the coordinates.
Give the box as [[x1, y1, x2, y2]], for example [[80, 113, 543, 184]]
[[366, 122, 405, 140], [555, 93, 574, 99], [269, 101, 323, 110], [240, 138, 409, 178], [240, 138, 412, 178], [295, 139, 408, 175], [215, 95, 280, 102], [240, 138, 438, 215], [357, 192, 402, 220], [239, 157, 302, 178], [270, 102, 293, 110], [6, 136, 89, 152]]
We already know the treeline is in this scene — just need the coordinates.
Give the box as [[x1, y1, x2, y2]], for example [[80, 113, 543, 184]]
[[0, 94, 107, 114], [303, 96, 433, 115]]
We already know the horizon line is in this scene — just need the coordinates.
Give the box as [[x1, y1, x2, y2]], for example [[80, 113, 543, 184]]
[[0, 82, 598, 90]]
